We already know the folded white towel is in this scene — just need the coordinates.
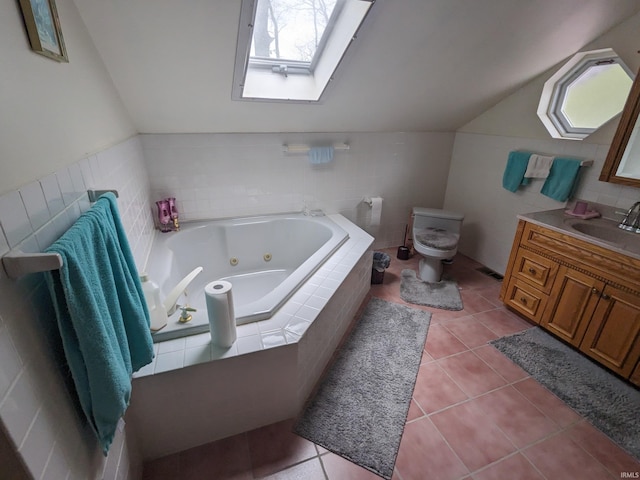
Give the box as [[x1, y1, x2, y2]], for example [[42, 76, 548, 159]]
[[524, 154, 554, 179]]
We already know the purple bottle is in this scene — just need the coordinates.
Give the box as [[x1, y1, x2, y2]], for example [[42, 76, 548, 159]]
[[156, 199, 172, 232], [167, 197, 179, 230]]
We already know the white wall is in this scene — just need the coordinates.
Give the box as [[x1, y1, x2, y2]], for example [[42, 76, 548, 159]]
[[142, 132, 455, 250], [0, 0, 149, 477], [0, 0, 136, 196], [444, 12, 640, 274]]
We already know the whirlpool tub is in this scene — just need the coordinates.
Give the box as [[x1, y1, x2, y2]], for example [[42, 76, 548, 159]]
[[145, 212, 349, 342]]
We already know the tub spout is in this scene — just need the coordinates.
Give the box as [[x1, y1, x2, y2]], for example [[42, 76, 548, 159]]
[[163, 267, 203, 316]]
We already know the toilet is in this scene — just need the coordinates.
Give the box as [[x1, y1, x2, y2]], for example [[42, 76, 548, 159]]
[[411, 207, 464, 282]]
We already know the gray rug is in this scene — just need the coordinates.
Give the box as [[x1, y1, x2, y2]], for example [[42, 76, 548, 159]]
[[293, 297, 431, 479], [399, 269, 463, 311], [491, 327, 640, 460]]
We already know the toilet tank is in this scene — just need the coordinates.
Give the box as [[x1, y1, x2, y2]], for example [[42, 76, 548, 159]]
[[412, 207, 464, 234]]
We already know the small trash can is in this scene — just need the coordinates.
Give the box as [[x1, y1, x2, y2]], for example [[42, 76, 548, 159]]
[[371, 251, 391, 284]]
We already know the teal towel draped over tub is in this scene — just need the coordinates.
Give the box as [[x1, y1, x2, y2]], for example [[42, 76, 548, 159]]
[[45, 192, 153, 455], [541, 157, 583, 202], [502, 151, 532, 192]]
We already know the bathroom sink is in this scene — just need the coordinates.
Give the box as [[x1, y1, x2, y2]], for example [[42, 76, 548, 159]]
[[564, 217, 640, 254], [570, 222, 629, 244]]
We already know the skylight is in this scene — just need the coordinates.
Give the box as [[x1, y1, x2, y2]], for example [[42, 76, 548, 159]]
[[537, 49, 634, 140], [232, 0, 374, 102], [250, 0, 339, 69]]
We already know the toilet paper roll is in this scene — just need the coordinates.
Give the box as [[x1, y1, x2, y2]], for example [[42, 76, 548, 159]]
[[205, 280, 237, 348], [367, 196, 383, 227]]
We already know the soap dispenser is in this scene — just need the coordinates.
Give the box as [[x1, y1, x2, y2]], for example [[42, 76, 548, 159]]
[[140, 273, 168, 332]]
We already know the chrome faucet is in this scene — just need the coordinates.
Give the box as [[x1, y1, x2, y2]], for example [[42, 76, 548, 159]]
[[619, 201, 640, 231]]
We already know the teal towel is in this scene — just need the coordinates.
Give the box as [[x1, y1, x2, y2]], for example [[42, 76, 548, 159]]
[[502, 151, 532, 192], [541, 157, 582, 202], [44, 192, 153, 455]]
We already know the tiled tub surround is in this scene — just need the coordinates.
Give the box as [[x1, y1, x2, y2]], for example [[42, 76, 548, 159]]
[[127, 216, 373, 460], [0, 137, 154, 479], [141, 131, 455, 250], [145, 213, 350, 342]]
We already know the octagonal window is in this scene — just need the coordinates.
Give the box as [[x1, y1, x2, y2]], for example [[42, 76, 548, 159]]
[[538, 49, 634, 140]]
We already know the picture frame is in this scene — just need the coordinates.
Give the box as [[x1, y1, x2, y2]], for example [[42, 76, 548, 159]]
[[18, 0, 68, 62]]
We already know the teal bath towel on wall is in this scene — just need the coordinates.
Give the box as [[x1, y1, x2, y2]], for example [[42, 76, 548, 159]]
[[502, 151, 532, 192], [541, 157, 582, 202], [45, 193, 153, 455]]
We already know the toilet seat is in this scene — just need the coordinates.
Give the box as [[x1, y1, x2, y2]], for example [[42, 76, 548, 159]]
[[414, 228, 459, 251]]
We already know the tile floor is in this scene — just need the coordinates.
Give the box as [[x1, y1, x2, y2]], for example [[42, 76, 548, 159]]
[[142, 247, 640, 480]]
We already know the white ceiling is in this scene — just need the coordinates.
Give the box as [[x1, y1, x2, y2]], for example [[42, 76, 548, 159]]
[[73, 0, 640, 134]]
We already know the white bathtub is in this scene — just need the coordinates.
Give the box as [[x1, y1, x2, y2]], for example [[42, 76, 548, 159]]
[[145, 212, 349, 341], [130, 213, 373, 459]]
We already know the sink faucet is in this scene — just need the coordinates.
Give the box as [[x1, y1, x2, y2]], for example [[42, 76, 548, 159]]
[[619, 201, 640, 231], [162, 267, 203, 316]]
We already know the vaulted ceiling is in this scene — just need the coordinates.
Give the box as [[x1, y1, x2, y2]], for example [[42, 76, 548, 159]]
[[73, 0, 640, 134]]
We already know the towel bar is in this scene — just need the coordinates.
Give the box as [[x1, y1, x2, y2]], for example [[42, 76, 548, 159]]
[[88, 189, 119, 202], [2, 189, 120, 279], [2, 250, 63, 280], [283, 143, 350, 154]]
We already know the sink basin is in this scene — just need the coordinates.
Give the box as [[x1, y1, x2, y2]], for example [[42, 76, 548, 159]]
[[564, 217, 640, 254], [570, 222, 629, 245]]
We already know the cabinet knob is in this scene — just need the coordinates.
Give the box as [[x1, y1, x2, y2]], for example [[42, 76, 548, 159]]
[[520, 297, 527, 304], [591, 287, 600, 295], [528, 268, 536, 275], [601, 293, 611, 300]]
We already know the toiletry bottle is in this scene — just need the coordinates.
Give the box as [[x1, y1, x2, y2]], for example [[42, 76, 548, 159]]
[[140, 273, 168, 332]]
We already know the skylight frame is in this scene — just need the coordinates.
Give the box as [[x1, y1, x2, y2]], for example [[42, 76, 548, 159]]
[[537, 48, 634, 140], [232, 0, 375, 103]]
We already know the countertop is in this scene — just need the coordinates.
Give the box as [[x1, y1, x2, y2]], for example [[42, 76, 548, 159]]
[[517, 204, 640, 261]]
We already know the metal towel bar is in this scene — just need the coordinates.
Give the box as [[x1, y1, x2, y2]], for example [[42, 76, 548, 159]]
[[2, 188, 119, 280], [282, 143, 350, 154]]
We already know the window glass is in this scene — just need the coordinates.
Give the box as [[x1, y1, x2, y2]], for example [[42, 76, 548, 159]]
[[561, 63, 632, 129], [250, 0, 339, 66]]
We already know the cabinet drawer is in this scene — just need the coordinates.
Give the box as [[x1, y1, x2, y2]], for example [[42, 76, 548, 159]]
[[504, 278, 547, 324], [513, 249, 557, 294]]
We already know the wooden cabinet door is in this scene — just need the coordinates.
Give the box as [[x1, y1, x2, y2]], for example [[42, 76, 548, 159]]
[[580, 285, 640, 378], [541, 266, 603, 346]]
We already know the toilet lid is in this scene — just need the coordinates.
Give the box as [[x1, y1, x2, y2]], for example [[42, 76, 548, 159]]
[[414, 228, 459, 250]]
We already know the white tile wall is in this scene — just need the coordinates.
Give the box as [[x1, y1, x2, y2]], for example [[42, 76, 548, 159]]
[[141, 132, 455, 250], [443, 132, 640, 274], [0, 136, 154, 480]]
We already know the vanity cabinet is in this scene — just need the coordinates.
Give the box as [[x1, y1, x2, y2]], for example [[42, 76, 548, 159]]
[[500, 219, 640, 383], [580, 285, 640, 378], [540, 265, 601, 347]]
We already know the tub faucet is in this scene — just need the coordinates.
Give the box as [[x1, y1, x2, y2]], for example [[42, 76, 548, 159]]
[[619, 201, 640, 231], [162, 267, 203, 316]]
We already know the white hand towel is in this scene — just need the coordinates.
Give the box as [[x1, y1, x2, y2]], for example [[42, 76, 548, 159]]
[[524, 154, 554, 178]]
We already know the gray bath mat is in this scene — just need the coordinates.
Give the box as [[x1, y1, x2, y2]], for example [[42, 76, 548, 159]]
[[293, 297, 431, 479], [491, 327, 640, 460], [399, 269, 463, 310]]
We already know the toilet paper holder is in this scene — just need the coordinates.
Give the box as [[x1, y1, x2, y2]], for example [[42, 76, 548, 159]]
[[363, 196, 382, 207]]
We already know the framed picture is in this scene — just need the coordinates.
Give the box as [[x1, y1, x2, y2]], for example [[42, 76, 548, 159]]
[[18, 0, 68, 62]]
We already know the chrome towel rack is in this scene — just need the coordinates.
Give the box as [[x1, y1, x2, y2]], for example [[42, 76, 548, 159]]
[[282, 143, 350, 154], [2, 189, 119, 280]]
